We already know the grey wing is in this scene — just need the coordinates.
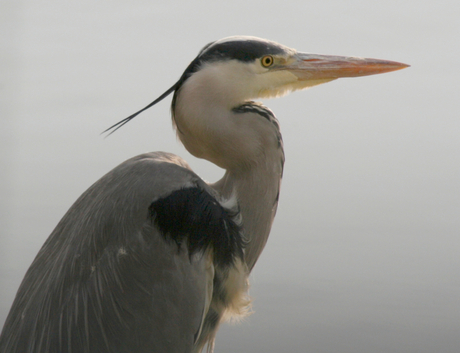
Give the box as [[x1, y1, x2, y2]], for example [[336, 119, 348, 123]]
[[0, 152, 243, 353]]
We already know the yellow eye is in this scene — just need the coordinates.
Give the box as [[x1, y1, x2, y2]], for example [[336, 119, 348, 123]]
[[261, 55, 274, 67]]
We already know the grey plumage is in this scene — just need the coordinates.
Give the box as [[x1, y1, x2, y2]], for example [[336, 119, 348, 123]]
[[1, 153, 222, 352]]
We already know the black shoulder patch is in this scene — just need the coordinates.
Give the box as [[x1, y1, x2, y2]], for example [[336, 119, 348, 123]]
[[148, 187, 244, 268]]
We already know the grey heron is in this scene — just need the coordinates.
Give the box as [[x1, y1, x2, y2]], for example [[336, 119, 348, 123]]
[[0, 36, 408, 352]]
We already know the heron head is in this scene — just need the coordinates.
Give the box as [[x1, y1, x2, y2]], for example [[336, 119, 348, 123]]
[[179, 35, 409, 103]]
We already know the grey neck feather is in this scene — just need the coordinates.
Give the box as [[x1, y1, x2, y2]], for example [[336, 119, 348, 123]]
[[211, 150, 283, 270]]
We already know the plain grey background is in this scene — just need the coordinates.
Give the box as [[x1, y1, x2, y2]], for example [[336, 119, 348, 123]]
[[1, 1, 459, 352]]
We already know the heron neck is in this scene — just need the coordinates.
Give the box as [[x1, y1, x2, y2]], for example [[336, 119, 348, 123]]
[[173, 76, 284, 269], [211, 149, 283, 271]]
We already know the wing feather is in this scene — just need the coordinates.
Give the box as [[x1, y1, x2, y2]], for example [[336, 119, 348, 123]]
[[0, 152, 244, 353]]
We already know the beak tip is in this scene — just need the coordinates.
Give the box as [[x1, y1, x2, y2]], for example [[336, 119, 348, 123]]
[[396, 62, 410, 69], [387, 61, 410, 73]]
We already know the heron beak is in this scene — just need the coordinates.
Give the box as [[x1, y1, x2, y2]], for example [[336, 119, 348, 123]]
[[285, 52, 409, 81]]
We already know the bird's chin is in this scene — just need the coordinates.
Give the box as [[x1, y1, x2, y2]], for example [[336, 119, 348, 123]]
[[256, 78, 337, 99], [289, 78, 337, 90]]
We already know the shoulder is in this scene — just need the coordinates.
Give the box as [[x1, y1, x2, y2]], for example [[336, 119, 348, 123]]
[[82, 152, 201, 207], [149, 186, 243, 268], [80, 151, 244, 267]]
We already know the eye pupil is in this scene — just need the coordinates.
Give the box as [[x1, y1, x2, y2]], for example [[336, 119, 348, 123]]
[[262, 56, 273, 67]]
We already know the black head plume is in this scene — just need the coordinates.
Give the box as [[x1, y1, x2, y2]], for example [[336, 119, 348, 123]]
[[102, 40, 221, 136], [102, 81, 180, 136]]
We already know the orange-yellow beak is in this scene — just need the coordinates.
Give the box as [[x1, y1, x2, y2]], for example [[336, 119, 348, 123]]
[[284, 52, 409, 80]]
